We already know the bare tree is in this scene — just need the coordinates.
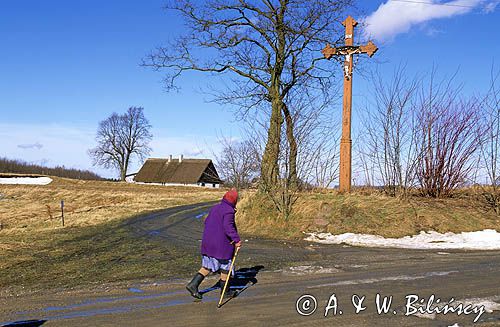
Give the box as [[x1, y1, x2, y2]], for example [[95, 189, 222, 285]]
[[239, 88, 340, 218], [478, 66, 500, 214], [291, 90, 341, 189], [214, 136, 260, 189], [142, 0, 354, 193], [357, 67, 487, 199], [414, 72, 482, 198], [89, 107, 152, 181], [359, 65, 420, 197]]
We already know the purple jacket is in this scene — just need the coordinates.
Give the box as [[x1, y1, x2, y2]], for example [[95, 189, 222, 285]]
[[201, 198, 240, 260]]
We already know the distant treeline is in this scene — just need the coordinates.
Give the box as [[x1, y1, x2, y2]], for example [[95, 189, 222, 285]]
[[0, 157, 105, 181]]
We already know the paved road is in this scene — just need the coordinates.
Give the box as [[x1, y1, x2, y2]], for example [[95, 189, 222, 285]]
[[1, 202, 499, 327]]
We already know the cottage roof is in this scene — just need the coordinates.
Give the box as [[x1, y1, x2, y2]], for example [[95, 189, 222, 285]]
[[134, 158, 221, 184]]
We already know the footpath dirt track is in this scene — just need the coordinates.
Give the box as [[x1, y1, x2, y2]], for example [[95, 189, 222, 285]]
[[1, 202, 499, 326]]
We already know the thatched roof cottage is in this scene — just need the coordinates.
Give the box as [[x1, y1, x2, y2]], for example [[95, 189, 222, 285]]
[[133, 155, 222, 188]]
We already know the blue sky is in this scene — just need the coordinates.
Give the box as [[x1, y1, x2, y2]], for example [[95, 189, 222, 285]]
[[0, 0, 499, 178]]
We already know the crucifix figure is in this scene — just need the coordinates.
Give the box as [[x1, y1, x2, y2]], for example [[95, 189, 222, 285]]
[[322, 16, 378, 193]]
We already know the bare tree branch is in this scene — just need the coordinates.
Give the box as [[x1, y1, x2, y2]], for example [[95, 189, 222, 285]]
[[88, 107, 152, 181]]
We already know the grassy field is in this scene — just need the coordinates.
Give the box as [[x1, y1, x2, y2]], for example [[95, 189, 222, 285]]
[[0, 177, 224, 294], [236, 189, 500, 239], [0, 176, 223, 232]]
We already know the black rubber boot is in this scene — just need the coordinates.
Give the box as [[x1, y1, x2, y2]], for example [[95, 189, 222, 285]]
[[186, 273, 205, 299], [219, 279, 237, 298]]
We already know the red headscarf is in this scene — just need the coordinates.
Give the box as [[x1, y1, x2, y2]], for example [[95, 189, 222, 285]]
[[223, 188, 238, 205]]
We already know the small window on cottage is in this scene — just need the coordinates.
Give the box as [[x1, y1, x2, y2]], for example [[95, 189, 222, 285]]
[[201, 182, 205, 187], [212, 183, 216, 188]]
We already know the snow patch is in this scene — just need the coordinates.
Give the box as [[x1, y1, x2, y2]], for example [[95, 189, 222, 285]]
[[459, 296, 500, 313], [286, 265, 341, 275], [349, 264, 368, 268], [305, 230, 500, 250], [412, 296, 500, 323], [0, 177, 53, 185], [414, 312, 436, 320], [308, 271, 457, 288]]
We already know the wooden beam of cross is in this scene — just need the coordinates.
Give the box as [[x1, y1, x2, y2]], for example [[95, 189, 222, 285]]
[[321, 16, 378, 193]]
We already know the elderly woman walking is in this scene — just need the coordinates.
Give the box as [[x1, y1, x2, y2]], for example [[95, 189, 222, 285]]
[[186, 188, 241, 299]]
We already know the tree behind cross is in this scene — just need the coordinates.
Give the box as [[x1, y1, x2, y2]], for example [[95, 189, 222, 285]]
[[142, 0, 354, 196], [89, 107, 152, 181]]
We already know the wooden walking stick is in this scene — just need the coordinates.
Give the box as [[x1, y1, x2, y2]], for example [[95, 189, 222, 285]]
[[217, 246, 240, 308]]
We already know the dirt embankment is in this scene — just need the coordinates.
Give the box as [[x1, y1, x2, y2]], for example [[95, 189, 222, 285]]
[[236, 190, 500, 239]]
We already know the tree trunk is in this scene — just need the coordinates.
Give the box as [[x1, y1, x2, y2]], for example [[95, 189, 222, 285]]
[[122, 152, 131, 182], [260, 97, 283, 192], [120, 167, 126, 181], [118, 153, 127, 181], [260, 4, 287, 193], [282, 103, 298, 188]]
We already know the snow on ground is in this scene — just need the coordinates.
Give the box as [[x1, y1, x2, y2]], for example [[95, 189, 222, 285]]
[[305, 229, 500, 250], [459, 296, 500, 313], [308, 271, 458, 289], [286, 265, 341, 275], [411, 296, 500, 322], [0, 177, 53, 185]]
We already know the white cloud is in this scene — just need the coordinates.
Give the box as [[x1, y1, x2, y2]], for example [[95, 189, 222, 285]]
[[17, 142, 43, 150], [483, 0, 500, 12], [422, 25, 445, 37], [148, 134, 219, 161], [363, 0, 490, 42]]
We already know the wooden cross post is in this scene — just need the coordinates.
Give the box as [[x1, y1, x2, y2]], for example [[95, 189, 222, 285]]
[[322, 16, 378, 193]]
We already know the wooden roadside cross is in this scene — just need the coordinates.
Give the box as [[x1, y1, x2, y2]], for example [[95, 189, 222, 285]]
[[322, 16, 378, 193]]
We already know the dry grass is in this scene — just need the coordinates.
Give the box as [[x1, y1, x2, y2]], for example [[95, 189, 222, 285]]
[[236, 189, 500, 240], [0, 176, 223, 232], [0, 177, 224, 292]]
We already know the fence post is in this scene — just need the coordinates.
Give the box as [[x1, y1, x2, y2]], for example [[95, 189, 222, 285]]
[[61, 200, 65, 227]]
